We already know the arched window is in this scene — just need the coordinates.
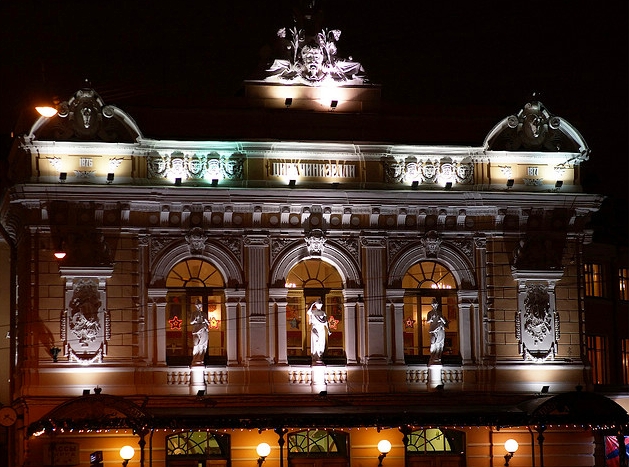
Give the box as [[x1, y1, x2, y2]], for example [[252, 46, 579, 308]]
[[288, 429, 348, 457], [284, 259, 345, 364], [402, 261, 460, 364], [165, 259, 226, 366], [166, 430, 230, 466], [405, 428, 465, 467]]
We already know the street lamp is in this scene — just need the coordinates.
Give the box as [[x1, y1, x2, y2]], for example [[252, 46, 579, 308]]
[[504, 439, 519, 466], [377, 439, 392, 466], [256, 442, 271, 466], [120, 445, 135, 467]]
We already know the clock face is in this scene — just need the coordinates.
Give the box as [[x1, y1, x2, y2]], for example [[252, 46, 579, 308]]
[[0, 406, 17, 426]]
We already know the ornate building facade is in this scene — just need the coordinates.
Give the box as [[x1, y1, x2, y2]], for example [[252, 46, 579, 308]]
[[0, 11, 627, 467]]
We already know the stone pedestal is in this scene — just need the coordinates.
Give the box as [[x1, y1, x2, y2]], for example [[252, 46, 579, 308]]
[[190, 365, 206, 395], [428, 364, 443, 390]]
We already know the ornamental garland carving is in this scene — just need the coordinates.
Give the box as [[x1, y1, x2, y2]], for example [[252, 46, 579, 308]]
[[381, 156, 473, 185], [147, 151, 245, 182]]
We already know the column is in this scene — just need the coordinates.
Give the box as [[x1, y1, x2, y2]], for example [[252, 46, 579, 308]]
[[224, 288, 245, 365], [474, 235, 489, 363], [147, 289, 167, 366], [361, 236, 387, 363], [269, 288, 289, 365], [457, 290, 479, 365], [386, 289, 406, 364], [342, 288, 363, 364], [244, 235, 270, 363]]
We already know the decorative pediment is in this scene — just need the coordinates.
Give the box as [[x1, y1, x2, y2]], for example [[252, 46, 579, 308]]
[[484, 100, 589, 158]]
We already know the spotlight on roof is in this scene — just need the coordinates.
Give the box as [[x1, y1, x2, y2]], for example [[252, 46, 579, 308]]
[[174, 178, 182, 186], [211, 179, 219, 187], [444, 182, 452, 190], [284, 97, 293, 108], [411, 181, 419, 189], [106, 173, 114, 184], [59, 172, 67, 182], [555, 180, 563, 189], [288, 179, 296, 188], [330, 100, 338, 109], [506, 179, 514, 188]]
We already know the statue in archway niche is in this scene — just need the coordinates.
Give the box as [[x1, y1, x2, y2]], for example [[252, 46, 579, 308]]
[[190, 301, 210, 365], [426, 298, 448, 365], [307, 299, 331, 362]]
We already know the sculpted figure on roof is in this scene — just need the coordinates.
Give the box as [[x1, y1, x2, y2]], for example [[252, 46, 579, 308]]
[[264, 25, 367, 85]]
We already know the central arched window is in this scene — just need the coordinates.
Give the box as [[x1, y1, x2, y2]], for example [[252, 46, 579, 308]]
[[165, 259, 226, 366], [284, 259, 345, 364], [402, 261, 460, 364], [166, 430, 230, 466], [288, 429, 348, 457]]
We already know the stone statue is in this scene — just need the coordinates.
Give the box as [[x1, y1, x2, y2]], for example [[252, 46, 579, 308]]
[[190, 301, 209, 364], [265, 27, 367, 85], [426, 298, 448, 365], [307, 299, 330, 362]]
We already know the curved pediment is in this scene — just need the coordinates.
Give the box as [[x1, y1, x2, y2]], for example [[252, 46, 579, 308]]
[[484, 100, 589, 159], [27, 85, 142, 143]]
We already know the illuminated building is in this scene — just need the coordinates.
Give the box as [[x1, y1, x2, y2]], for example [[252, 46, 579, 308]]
[[0, 10, 627, 467]]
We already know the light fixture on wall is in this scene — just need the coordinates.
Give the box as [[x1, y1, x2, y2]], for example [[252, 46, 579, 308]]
[[256, 442, 271, 466], [174, 177, 182, 186], [377, 439, 392, 466], [288, 179, 296, 188], [555, 180, 563, 189], [106, 173, 115, 184], [506, 179, 514, 188], [53, 248, 66, 260], [503, 439, 519, 466], [284, 97, 293, 108], [330, 100, 338, 109], [411, 180, 419, 189], [120, 445, 135, 467], [59, 172, 67, 182], [211, 179, 219, 187], [444, 182, 453, 190]]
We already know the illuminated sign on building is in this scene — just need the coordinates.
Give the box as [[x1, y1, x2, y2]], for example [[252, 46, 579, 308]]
[[270, 161, 357, 179]]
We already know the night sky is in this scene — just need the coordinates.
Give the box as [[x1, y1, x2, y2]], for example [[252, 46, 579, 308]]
[[1, 1, 627, 239]]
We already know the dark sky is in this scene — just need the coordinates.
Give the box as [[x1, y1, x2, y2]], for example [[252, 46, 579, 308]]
[[1, 1, 627, 230]]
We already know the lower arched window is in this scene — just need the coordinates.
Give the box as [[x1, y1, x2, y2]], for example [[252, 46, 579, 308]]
[[166, 430, 230, 466], [288, 429, 349, 466], [406, 428, 465, 467]]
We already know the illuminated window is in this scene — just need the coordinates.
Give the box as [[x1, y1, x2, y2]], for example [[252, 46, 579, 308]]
[[406, 428, 465, 455], [165, 259, 226, 366], [166, 431, 229, 459], [584, 263, 605, 297], [287, 429, 348, 457], [402, 261, 459, 362], [586, 335, 608, 385], [284, 260, 345, 362], [622, 339, 629, 385], [619, 268, 629, 301]]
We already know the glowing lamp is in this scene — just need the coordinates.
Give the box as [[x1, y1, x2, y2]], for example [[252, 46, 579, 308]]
[[504, 439, 519, 466], [36, 106, 58, 118], [120, 445, 135, 466], [256, 442, 271, 466], [377, 439, 392, 466]]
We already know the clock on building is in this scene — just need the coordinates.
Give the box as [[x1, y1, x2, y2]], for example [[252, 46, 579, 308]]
[[0, 406, 17, 426]]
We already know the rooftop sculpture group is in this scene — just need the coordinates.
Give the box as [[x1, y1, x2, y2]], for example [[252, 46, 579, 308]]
[[264, 26, 367, 86]]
